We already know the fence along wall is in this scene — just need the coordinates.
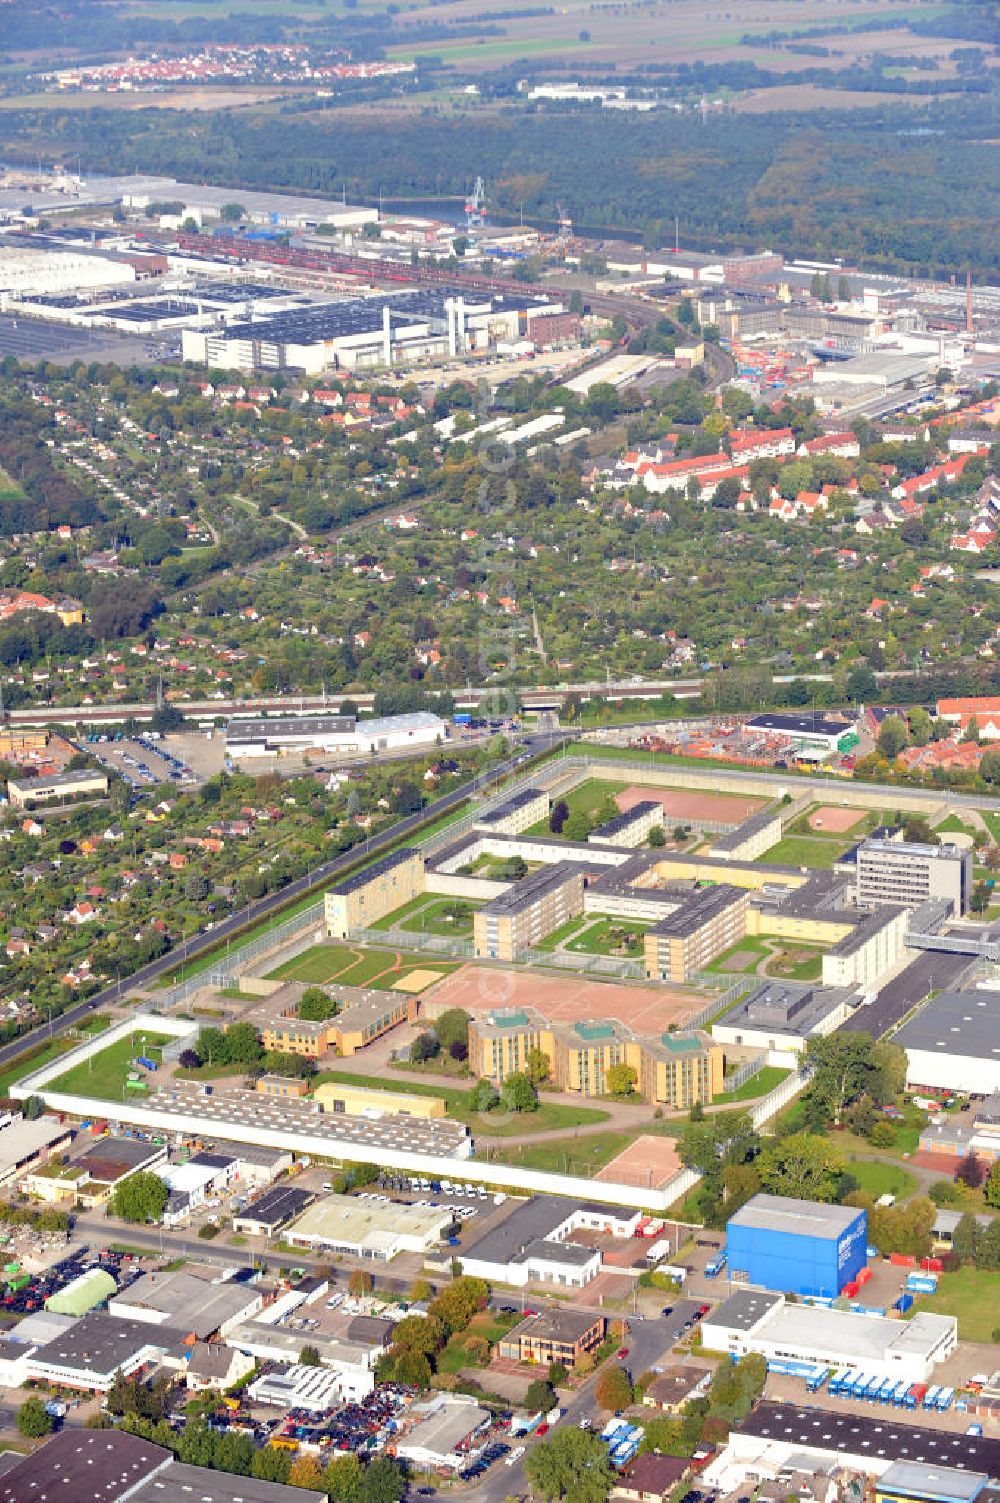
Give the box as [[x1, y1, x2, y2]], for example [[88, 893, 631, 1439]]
[[11, 1013, 690, 1211]]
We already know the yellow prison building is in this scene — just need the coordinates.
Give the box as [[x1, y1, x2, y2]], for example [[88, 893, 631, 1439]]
[[468, 1007, 723, 1109], [324, 847, 424, 939]]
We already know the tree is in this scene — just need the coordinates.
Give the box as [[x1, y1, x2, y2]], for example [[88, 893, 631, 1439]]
[[434, 1008, 469, 1051], [349, 1269, 374, 1297], [178, 1048, 200, 1070], [357, 1456, 406, 1503], [804, 1033, 904, 1125], [648, 826, 666, 847], [22, 1095, 45, 1120], [469, 1078, 499, 1113], [549, 1360, 569, 1386], [214, 1431, 254, 1475], [178, 1419, 215, 1467], [757, 1132, 845, 1203], [324, 1454, 363, 1502], [220, 202, 246, 222], [525, 1426, 616, 1503], [16, 1396, 53, 1438], [525, 1378, 557, 1414], [390, 1313, 443, 1359], [606, 1062, 638, 1098], [956, 1151, 985, 1189], [527, 1046, 550, 1085], [909, 706, 933, 746], [595, 1365, 633, 1414], [299, 1344, 321, 1366], [549, 798, 569, 833], [501, 1071, 537, 1113], [928, 1179, 961, 1205], [253, 1448, 293, 1483], [985, 1161, 1000, 1209], [300, 987, 336, 1022], [288, 1455, 324, 1489], [224, 1021, 262, 1065], [110, 1170, 168, 1223], [393, 781, 423, 814], [409, 1032, 439, 1064], [197, 1026, 226, 1066], [952, 1211, 981, 1266], [877, 715, 909, 760], [563, 810, 591, 842], [980, 749, 1000, 786], [428, 1276, 488, 1335]]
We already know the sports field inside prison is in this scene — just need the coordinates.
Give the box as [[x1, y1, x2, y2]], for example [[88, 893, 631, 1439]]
[[266, 943, 458, 991], [421, 963, 708, 1033]]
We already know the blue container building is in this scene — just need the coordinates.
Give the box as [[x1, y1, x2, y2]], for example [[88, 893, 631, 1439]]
[[726, 1193, 867, 1298]]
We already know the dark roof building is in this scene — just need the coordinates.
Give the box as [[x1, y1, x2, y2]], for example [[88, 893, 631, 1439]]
[[0, 1433, 326, 1503], [231, 1183, 313, 1236], [738, 1402, 1000, 1478], [329, 846, 419, 896], [0, 1431, 171, 1503]]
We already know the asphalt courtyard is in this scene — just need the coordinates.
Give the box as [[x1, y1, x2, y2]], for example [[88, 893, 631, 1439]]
[[842, 949, 975, 1037]]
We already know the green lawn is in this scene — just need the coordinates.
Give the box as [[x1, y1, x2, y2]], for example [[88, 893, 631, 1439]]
[[370, 894, 479, 937], [982, 810, 1000, 845], [756, 835, 849, 870], [46, 1031, 174, 1102], [534, 914, 590, 952], [566, 917, 649, 957], [266, 943, 458, 989], [400, 899, 479, 937], [713, 1066, 790, 1105], [935, 813, 978, 840], [919, 1265, 1000, 1341], [438, 1308, 521, 1373], [315, 1067, 609, 1137], [523, 777, 624, 838], [0, 466, 26, 501], [764, 944, 825, 982], [157, 796, 484, 986], [0, 1037, 80, 1098], [846, 1158, 918, 1200], [487, 1129, 635, 1174], [705, 935, 771, 974]]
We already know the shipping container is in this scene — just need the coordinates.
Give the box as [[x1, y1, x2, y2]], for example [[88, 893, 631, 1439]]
[[890, 1253, 916, 1267]]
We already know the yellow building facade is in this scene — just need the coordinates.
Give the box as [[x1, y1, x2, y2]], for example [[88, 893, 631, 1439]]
[[313, 1081, 446, 1119], [468, 1008, 723, 1109], [324, 848, 424, 939]]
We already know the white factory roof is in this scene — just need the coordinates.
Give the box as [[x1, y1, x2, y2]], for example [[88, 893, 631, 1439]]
[[286, 1193, 450, 1253], [728, 1299, 955, 1363], [729, 1193, 859, 1239], [0, 1116, 69, 1176], [156, 1161, 220, 1196]]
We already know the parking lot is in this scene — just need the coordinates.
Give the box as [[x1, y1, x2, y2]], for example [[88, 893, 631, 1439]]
[[0, 1242, 144, 1322], [88, 734, 200, 789]]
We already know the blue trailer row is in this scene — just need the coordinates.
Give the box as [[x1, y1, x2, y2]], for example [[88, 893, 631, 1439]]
[[826, 1371, 934, 1408], [601, 1420, 642, 1469]]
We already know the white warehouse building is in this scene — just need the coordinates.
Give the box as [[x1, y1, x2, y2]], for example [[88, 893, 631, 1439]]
[[894, 989, 1000, 1097], [225, 710, 446, 759], [701, 1289, 957, 1385]]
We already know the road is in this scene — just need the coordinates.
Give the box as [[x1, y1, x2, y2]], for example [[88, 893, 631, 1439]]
[[841, 949, 976, 1038], [0, 734, 564, 1074], [0, 663, 958, 726], [476, 1299, 702, 1502]]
